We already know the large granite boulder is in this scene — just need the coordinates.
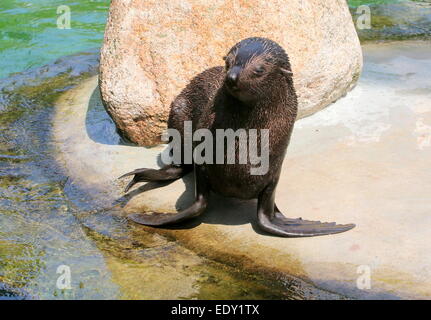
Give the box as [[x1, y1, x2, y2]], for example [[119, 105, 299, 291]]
[[100, 0, 362, 146]]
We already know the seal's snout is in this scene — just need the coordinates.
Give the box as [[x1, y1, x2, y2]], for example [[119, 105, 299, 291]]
[[226, 67, 241, 89], [226, 72, 238, 84]]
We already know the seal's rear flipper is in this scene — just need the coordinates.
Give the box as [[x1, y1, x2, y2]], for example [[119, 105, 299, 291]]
[[259, 212, 355, 237], [274, 205, 331, 225], [119, 164, 192, 192], [257, 185, 355, 237]]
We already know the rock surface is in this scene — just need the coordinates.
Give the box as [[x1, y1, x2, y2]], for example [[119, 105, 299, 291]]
[[56, 41, 431, 299], [100, 0, 362, 146]]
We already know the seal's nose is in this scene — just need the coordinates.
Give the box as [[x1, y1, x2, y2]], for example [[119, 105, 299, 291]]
[[227, 72, 238, 84], [226, 67, 241, 87]]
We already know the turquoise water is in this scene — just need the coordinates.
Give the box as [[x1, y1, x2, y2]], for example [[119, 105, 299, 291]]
[[0, 0, 109, 79]]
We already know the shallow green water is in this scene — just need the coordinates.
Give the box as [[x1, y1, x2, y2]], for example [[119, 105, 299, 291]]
[[0, 0, 109, 79]]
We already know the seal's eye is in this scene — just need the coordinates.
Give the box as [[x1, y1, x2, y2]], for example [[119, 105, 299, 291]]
[[253, 66, 265, 76], [225, 60, 231, 70]]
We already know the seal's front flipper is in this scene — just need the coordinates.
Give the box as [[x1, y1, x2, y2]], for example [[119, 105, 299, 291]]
[[257, 185, 355, 237], [119, 164, 192, 192], [127, 166, 209, 226]]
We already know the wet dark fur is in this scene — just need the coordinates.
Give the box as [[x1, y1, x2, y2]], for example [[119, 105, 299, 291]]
[[168, 37, 297, 199]]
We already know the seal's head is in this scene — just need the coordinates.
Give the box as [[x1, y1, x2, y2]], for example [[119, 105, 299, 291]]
[[223, 37, 293, 103]]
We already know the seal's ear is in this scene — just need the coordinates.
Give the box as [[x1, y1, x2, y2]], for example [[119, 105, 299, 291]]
[[222, 56, 227, 61], [280, 68, 293, 77]]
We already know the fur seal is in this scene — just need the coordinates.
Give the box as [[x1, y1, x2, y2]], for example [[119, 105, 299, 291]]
[[120, 37, 355, 237]]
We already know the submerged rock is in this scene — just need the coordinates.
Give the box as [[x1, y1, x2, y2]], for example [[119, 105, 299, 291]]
[[56, 41, 431, 299], [100, 0, 362, 146]]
